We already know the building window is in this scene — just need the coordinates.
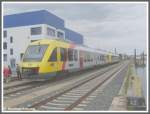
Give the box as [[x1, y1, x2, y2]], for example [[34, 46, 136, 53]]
[[10, 58, 16, 68], [57, 31, 64, 39], [10, 36, 13, 43], [10, 48, 13, 55], [3, 42, 7, 49], [4, 31, 7, 38], [31, 27, 42, 35], [31, 40, 37, 42], [47, 27, 55, 36], [4, 54, 7, 61]]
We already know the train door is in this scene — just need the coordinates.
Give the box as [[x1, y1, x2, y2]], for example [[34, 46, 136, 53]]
[[66, 48, 79, 72], [108, 53, 112, 63], [58, 47, 67, 71], [48, 47, 58, 72]]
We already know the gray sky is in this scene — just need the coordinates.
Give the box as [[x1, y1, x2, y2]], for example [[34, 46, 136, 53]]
[[3, 2, 148, 55]]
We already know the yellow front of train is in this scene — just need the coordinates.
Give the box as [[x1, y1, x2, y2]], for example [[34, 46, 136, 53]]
[[20, 39, 58, 80]]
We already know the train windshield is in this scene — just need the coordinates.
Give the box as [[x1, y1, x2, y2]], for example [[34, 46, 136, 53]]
[[23, 45, 48, 62]]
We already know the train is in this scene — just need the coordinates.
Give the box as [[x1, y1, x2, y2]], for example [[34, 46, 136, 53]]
[[20, 39, 120, 80]]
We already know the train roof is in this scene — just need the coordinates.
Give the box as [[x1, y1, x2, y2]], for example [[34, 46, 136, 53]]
[[75, 45, 107, 54], [30, 39, 118, 56], [30, 39, 57, 45]]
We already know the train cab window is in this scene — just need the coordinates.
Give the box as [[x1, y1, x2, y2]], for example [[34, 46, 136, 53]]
[[23, 45, 48, 62], [74, 50, 78, 61], [49, 48, 57, 61], [68, 49, 73, 61], [60, 48, 67, 61]]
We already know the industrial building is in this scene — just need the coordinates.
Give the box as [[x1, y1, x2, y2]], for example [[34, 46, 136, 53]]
[[3, 10, 84, 70]]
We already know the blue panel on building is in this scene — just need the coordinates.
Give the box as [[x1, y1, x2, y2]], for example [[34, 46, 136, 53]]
[[64, 28, 83, 44], [43, 11, 64, 29], [4, 10, 84, 45], [4, 10, 64, 29]]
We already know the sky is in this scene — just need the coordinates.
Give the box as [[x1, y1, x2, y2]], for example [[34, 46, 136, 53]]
[[3, 2, 148, 55]]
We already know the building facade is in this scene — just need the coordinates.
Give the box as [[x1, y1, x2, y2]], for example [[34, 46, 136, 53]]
[[3, 10, 84, 69]]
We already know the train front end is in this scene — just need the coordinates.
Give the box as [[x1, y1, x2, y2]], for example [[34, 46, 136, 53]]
[[20, 40, 54, 80]]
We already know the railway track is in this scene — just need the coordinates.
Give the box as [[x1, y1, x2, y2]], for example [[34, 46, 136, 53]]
[[26, 62, 128, 111], [3, 81, 47, 99], [4, 63, 120, 100], [4, 81, 37, 90], [4, 82, 42, 96]]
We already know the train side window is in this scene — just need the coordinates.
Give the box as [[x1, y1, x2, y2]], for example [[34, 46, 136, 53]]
[[88, 55, 91, 62], [60, 48, 67, 61], [91, 54, 93, 61], [49, 48, 57, 61], [89, 53, 92, 62], [86, 52, 88, 62], [86, 53, 89, 62], [68, 49, 73, 61], [102, 55, 104, 61], [74, 50, 78, 61]]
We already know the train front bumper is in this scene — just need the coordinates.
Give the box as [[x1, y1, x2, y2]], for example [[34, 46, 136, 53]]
[[22, 68, 56, 80]]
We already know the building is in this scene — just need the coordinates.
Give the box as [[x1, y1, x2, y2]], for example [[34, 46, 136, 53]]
[[3, 10, 84, 70]]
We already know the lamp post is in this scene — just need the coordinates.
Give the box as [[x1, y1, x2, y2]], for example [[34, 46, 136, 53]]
[[134, 49, 137, 65]]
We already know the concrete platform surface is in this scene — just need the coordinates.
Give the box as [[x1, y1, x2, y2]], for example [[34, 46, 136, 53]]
[[109, 96, 127, 111]]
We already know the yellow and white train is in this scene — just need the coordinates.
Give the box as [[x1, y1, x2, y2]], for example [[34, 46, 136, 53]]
[[20, 39, 120, 80]]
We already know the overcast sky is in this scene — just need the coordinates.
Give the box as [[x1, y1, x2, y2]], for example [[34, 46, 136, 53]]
[[3, 2, 148, 55]]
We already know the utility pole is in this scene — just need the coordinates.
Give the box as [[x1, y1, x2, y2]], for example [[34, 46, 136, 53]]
[[114, 48, 117, 55], [134, 49, 136, 65], [142, 51, 145, 65]]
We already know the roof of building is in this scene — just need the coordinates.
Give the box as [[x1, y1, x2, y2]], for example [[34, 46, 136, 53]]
[[4, 10, 64, 29]]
